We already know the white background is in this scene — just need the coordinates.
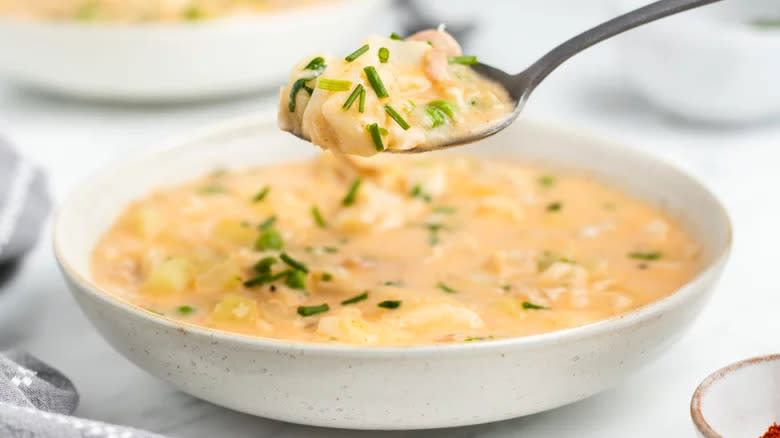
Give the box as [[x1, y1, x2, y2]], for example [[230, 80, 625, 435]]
[[2, 1, 780, 436]]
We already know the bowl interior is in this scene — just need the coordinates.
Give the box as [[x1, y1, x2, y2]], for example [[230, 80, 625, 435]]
[[55, 114, 731, 305], [694, 356, 780, 438]]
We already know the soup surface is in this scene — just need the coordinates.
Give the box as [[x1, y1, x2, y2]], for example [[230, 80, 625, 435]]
[[0, 0, 324, 21], [279, 29, 514, 156], [91, 154, 701, 346]]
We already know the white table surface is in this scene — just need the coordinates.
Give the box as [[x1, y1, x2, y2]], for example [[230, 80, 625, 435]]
[[2, 1, 780, 437]]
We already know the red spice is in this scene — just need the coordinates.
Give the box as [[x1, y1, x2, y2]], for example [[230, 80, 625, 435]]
[[759, 423, 780, 438]]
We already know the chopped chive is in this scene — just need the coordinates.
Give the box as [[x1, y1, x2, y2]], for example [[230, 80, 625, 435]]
[[198, 184, 226, 195], [434, 206, 457, 214], [378, 47, 390, 63], [253, 186, 270, 202], [297, 303, 329, 317], [258, 216, 277, 230], [538, 175, 556, 187], [342, 178, 362, 206], [426, 100, 456, 128], [384, 280, 403, 286], [358, 88, 366, 113], [280, 253, 309, 273], [345, 44, 370, 62], [341, 292, 368, 305], [304, 56, 327, 74], [323, 246, 339, 253], [363, 66, 389, 98], [367, 123, 385, 152], [255, 228, 283, 251], [311, 206, 327, 228], [410, 184, 432, 202], [522, 301, 549, 310], [428, 100, 455, 118], [321, 272, 333, 281], [546, 202, 562, 212], [253, 256, 277, 275], [285, 269, 307, 290], [629, 251, 662, 261], [378, 300, 401, 309], [289, 79, 310, 112], [243, 270, 290, 288], [390, 32, 404, 40], [317, 78, 352, 92], [343, 84, 364, 110], [177, 305, 195, 315], [437, 282, 457, 294], [448, 55, 478, 65], [384, 105, 410, 130], [502, 284, 511, 291]]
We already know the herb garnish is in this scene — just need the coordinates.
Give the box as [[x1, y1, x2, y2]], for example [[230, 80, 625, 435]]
[[321, 273, 333, 281], [538, 175, 556, 187], [253, 186, 270, 202], [378, 300, 401, 309], [426, 100, 456, 128], [546, 202, 562, 212], [255, 228, 283, 251], [343, 84, 364, 110], [311, 206, 327, 228], [448, 55, 478, 65], [345, 44, 370, 62], [317, 78, 352, 91], [522, 301, 549, 310], [358, 88, 366, 113], [253, 256, 277, 275], [367, 123, 385, 152], [341, 292, 369, 305], [243, 270, 289, 288], [258, 216, 277, 230], [342, 178, 362, 206], [280, 253, 309, 273], [384, 280, 403, 287], [437, 282, 457, 294], [177, 305, 195, 315], [410, 184, 432, 202], [390, 32, 404, 40], [198, 184, 226, 195], [363, 66, 389, 98], [385, 104, 410, 130], [288, 57, 326, 112], [434, 206, 457, 214], [297, 303, 329, 317], [629, 251, 661, 261], [378, 47, 390, 63], [304, 56, 327, 73], [425, 223, 445, 245], [285, 269, 307, 290]]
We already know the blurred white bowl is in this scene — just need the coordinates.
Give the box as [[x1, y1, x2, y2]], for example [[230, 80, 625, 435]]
[[614, 0, 780, 123], [0, 0, 390, 102]]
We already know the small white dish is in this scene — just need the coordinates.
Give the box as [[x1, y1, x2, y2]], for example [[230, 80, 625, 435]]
[[691, 355, 780, 438], [54, 113, 731, 429], [613, 0, 780, 123], [0, 0, 389, 102]]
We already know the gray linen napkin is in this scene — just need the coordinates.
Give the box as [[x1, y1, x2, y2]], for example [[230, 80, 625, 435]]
[[0, 350, 165, 438]]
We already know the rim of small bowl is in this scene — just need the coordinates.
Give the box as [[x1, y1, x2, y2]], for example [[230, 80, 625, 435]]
[[53, 112, 733, 358], [0, 0, 380, 30], [690, 354, 780, 438]]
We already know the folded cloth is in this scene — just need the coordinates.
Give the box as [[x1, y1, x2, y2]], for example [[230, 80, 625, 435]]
[[0, 138, 50, 267], [0, 350, 165, 438]]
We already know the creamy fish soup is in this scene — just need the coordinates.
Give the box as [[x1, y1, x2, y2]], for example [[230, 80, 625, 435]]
[[279, 28, 514, 156], [91, 154, 701, 346], [0, 0, 324, 21]]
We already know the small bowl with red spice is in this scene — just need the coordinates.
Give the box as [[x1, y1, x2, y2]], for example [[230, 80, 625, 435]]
[[691, 355, 780, 438]]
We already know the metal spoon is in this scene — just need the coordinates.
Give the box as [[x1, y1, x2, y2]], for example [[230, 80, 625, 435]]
[[392, 0, 723, 154]]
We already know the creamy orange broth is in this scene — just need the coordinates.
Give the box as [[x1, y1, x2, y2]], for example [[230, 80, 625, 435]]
[[279, 29, 514, 156], [0, 0, 325, 21], [91, 154, 701, 346]]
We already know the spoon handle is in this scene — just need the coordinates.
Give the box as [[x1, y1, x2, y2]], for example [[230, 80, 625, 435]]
[[518, 0, 722, 94]]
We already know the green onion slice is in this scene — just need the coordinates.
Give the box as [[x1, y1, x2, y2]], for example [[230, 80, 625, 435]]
[[378, 47, 389, 63], [253, 256, 277, 275], [384, 105, 410, 130], [177, 305, 195, 315], [342, 178, 362, 206], [255, 228, 283, 251], [358, 88, 366, 113], [390, 32, 404, 40], [378, 300, 401, 309], [437, 282, 457, 294], [522, 301, 549, 310], [317, 78, 352, 91], [345, 44, 370, 62], [363, 66, 389, 98], [285, 270, 307, 290], [258, 216, 277, 230], [341, 292, 369, 305], [311, 206, 327, 228], [448, 55, 478, 65], [253, 186, 270, 202], [297, 303, 329, 317], [367, 123, 385, 152], [629, 251, 662, 261], [280, 253, 309, 273], [343, 84, 364, 110]]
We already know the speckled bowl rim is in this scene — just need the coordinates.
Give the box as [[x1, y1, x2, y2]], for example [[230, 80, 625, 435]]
[[53, 112, 733, 357], [691, 354, 780, 438]]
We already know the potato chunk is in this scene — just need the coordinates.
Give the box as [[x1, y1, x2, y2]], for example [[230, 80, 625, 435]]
[[139, 257, 194, 296], [210, 294, 259, 324], [212, 219, 256, 246]]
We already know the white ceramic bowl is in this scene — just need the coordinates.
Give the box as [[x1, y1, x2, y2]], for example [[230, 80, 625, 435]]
[[0, 0, 389, 102], [54, 114, 731, 430], [613, 0, 780, 123], [691, 355, 780, 438]]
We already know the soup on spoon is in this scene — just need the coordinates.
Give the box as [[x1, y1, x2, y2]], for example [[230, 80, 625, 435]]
[[278, 28, 514, 156]]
